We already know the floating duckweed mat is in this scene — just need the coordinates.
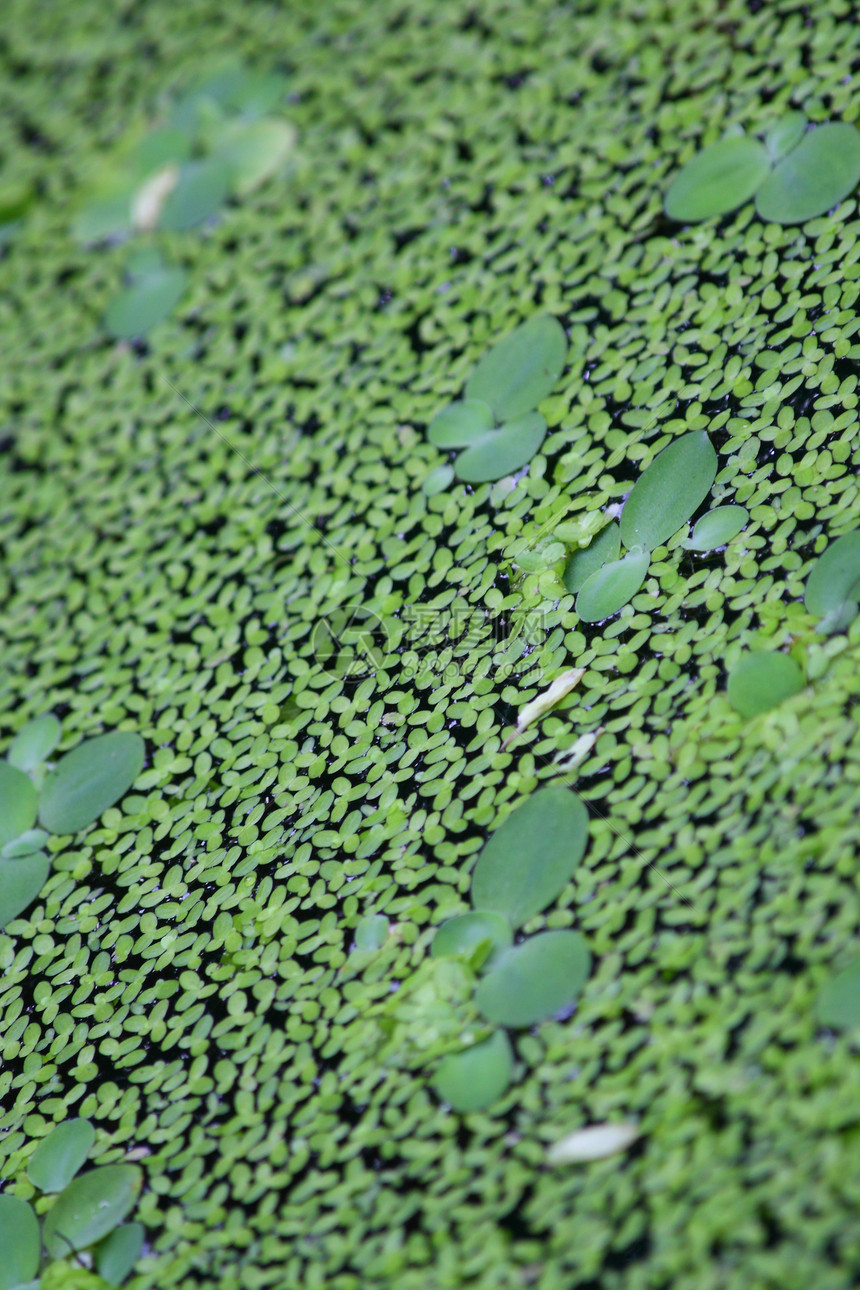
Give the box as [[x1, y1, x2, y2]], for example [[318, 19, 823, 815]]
[[5, 0, 860, 1287]]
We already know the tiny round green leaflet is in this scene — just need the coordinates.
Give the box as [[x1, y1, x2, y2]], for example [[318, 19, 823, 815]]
[[804, 531, 860, 620], [213, 118, 297, 196], [620, 430, 717, 551], [103, 267, 188, 340], [682, 505, 748, 551], [465, 314, 567, 422], [562, 522, 621, 595], [0, 761, 38, 848], [38, 732, 145, 836], [432, 1029, 514, 1113], [454, 411, 547, 483], [664, 135, 771, 222], [7, 712, 62, 771], [765, 111, 807, 162], [474, 931, 591, 1027], [816, 959, 860, 1031], [1, 827, 49, 858], [470, 787, 589, 929], [575, 547, 650, 623], [756, 122, 860, 224], [0, 1195, 40, 1290], [431, 912, 513, 963], [726, 652, 805, 717], [28, 1118, 96, 1193], [159, 159, 230, 230], [0, 852, 50, 930], [43, 1165, 142, 1258], [96, 1222, 145, 1286], [354, 913, 389, 951], [428, 399, 494, 448]]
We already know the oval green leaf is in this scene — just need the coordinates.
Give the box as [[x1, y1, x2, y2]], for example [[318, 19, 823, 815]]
[[354, 913, 388, 951], [228, 70, 286, 118], [96, 1221, 146, 1286], [431, 912, 513, 962], [214, 118, 297, 196], [7, 712, 62, 772], [664, 135, 771, 222], [575, 548, 650, 623], [817, 959, 860, 1031], [28, 1118, 96, 1193], [465, 314, 567, 421], [682, 504, 748, 551], [804, 530, 860, 619], [422, 463, 455, 496], [1, 827, 49, 858], [470, 787, 588, 929], [454, 411, 547, 484], [432, 1029, 514, 1112], [726, 651, 805, 717], [130, 126, 192, 176], [0, 853, 50, 930], [0, 1195, 40, 1290], [72, 188, 134, 245], [620, 430, 717, 552], [159, 159, 229, 230], [562, 522, 620, 595], [474, 930, 591, 1027], [756, 122, 860, 225], [428, 399, 494, 448], [0, 762, 38, 849], [103, 268, 187, 340], [765, 111, 807, 162], [39, 731, 145, 836], [43, 1164, 143, 1257]]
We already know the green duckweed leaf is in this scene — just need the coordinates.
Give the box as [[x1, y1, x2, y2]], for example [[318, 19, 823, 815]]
[[422, 463, 455, 496], [682, 504, 748, 551], [804, 530, 860, 621], [1, 828, 49, 859], [756, 122, 860, 225], [0, 1195, 40, 1290], [159, 159, 229, 230], [7, 712, 62, 772], [130, 127, 192, 175], [354, 913, 389, 951], [0, 762, 38, 849], [513, 539, 566, 573], [432, 1029, 514, 1112], [727, 652, 805, 717], [575, 548, 650, 623], [664, 135, 771, 222], [0, 178, 34, 223], [95, 1222, 145, 1286], [39, 732, 145, 836], [0, 853, 50, 930], [817, 959, 860, 1031], [431, 912, 512, 963], [765, 111, 807, 162], [228, 70, 287, 118], [428, 399, 494, 448], [470, 787, 589, 929], [546, 1121, 640, 1164], [71, 188, 134, 245], [620, 430, 717, 551], [454, 411, 547, 483], [40, 1265, 109, 1290], [103, 267, 188, 340], [43, 1165, 142, 1258], [28, 1118, 96, 1193], [465, 314, 567, 421], [214, 118, 297, 196], [562, 522, 621, 594], [474, 930, 591, 1027]]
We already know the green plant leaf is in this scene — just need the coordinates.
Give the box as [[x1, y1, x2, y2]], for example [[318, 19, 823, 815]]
[[1, 827, 49, 858], [470, 787, 589, 929], [453, 411, 547, 483], [620, 430, 717, 551], [103, 267, 187, 340], [575, 548, 650, 623], [804, 530, 860, 621], [227, 70, 287, 118], [465, 314, 567, 421], [682, 504, 748, 551], [95, 1222, 145, 1286], [765, 111, 807, 162], [0, 853, 50, 930], [43, 1165, 143, 1258], [664, 135, 771, 222], [422, 463, 454, 495], [0, 1195, 40, 1290], [562, 522, 621, 594], [38, 732, 145, 836], [354, 913, 388, 950], [28, 1118, 96, 1193], [431, 912, 512, 963], [474, 930, 591, 1027], [817, 959, 860, 1031], [0, 762, 38, 849], [432, 1029, 514, 1112], [427, 399, 494, 448], [816, 600, 858, 636], [7, 712, 62, 772], [213, 118, 297, 196], [756, 122, 860, 225], [159, 159, 229, 230], [726, 652, 805, 717], [71, 188, 135, 245]]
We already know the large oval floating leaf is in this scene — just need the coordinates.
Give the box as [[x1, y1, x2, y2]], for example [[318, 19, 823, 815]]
[[431, 911, 512, 964], [727, 652, 805, 717], [28, 1118, 96, 1193], [39, 732, 145, 836], [682, 505, 748, 551], [159, 159, 230, 230], [428, 399, 494, 448], [475, 930, 591, 1027], [575, 548, 650, 623], [756, 122, 860, 225], [103, 267, 187, 340], [215, 118, 297, 195], [817, 959, 860, 1031], [765, 111, 807, 162], [471, 787, 589, 929], [0, 761, 38, 848], [0, 1195, 40, 1290], [562, 522, 621, 595], [620, 431, 717, 552], [454, 411, 547, 483], [664, 135, 770, 223], [804, 531, 860, 620], [465, 315, 567, 422], [43, 1164, 143, 1257], [96, 1221, 146, 1286], [1, 827, 49, 859], [432, 1029, 514, 1112], [7, 712, 62, 772], [0, 853, 50, 930]]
